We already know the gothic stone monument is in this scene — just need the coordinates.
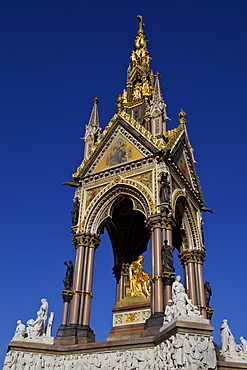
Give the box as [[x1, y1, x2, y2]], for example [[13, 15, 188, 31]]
[[4, 16, 247, 370]]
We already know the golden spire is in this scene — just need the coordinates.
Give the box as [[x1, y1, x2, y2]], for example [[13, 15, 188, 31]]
[[116, 16, 155, 127]]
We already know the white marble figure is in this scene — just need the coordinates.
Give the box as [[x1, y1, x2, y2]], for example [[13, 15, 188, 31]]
[[163, 299, 174, 323], [175, 287, 194, 316], [219, 319, 247, 362], [220, 319, 233, 354], [239, 336, 247, 360], [160, 275, 202, 323], [39, 298, 48, 333], [13, 320, 26, 340], [16, 352, 26, 369], [25, 353, 35, 369], [172, 275, 183, 299], [3, 351, 17, 369], [228, 335, 240, 361], [27, 310, 44, 338], [12, 298, 54, 344], [207, 336, 217, 369], [173, 334, 185, 368]]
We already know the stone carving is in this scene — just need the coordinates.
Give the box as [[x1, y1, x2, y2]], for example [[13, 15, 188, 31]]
[[220, 319, 247, 362], [3, 337, 218, 370], [163, 299, 174, 323], [161, 240, 174, 273], [27, 310, 44, 338], [204, 281, 212, 307], [154, 334, 217, 370], [172, 275, 183, 298], [159, 173, 170, 203], [13, 320, 26, 340], [162, 275, 202, 325], [63, 261, 73, 290], [3, 351, 18, 369], [39, 298, 48, 328], [128, 255, 151, 298], [11, 299, 54, 344], [71, 198, 80, 226], [239, 336, 247, 360]]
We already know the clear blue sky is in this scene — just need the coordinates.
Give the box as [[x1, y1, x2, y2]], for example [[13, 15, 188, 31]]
[[1, 0, 247, 366]]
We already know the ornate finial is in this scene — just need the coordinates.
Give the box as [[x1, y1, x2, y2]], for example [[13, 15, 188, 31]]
[[93, 97, 99, 104], [154, 71, 161, 79], [178, 109, 187, 124], [137, 15, 144, 31]]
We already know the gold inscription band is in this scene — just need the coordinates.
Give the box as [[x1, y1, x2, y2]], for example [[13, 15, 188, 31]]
[[62, 290, 93, 297], [151, 272, 176, 281]]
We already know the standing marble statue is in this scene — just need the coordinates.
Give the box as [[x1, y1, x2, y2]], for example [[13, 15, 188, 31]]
[[220, 319, 233, 354], [172, 275, 183, 299], [40, 299, 48, 323], [175, 287, 194, 316]]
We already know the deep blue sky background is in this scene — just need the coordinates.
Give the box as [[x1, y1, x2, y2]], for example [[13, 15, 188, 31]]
[[1, 0, 247, 366]]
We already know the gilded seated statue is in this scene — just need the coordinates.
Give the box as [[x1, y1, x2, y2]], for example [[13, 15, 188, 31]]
[[129, 255, 151, 298]]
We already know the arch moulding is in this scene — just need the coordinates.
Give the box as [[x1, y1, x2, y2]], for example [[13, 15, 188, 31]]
[[80, 178, 154, 235], [171, 189, 202, 251]]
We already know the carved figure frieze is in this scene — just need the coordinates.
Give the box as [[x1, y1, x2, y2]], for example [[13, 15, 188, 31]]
[[4, 334, 218, 369]]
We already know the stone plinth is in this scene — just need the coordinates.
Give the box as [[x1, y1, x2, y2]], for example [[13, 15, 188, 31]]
[[156, 315, 214, 344], [107, 296, 150, 341], [217, 361, 247, 369]]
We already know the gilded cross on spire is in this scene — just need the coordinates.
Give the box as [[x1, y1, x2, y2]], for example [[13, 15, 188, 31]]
[[137, 15, 144, 31], [154, 71, 161, 79], [93, 97, 99, 104]]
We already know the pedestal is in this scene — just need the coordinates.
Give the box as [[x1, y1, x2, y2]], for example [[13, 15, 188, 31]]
[[107, 296, 150, 341]]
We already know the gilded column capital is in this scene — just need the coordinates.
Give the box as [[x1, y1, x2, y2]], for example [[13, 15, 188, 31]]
[[146, 213, 176, 231], [72, 232, 101, 249], [179, 249, 206, 265]]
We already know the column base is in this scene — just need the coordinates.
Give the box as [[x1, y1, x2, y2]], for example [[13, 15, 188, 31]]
[[55, 324, 95, 345], [143, 312, 164, 336]]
